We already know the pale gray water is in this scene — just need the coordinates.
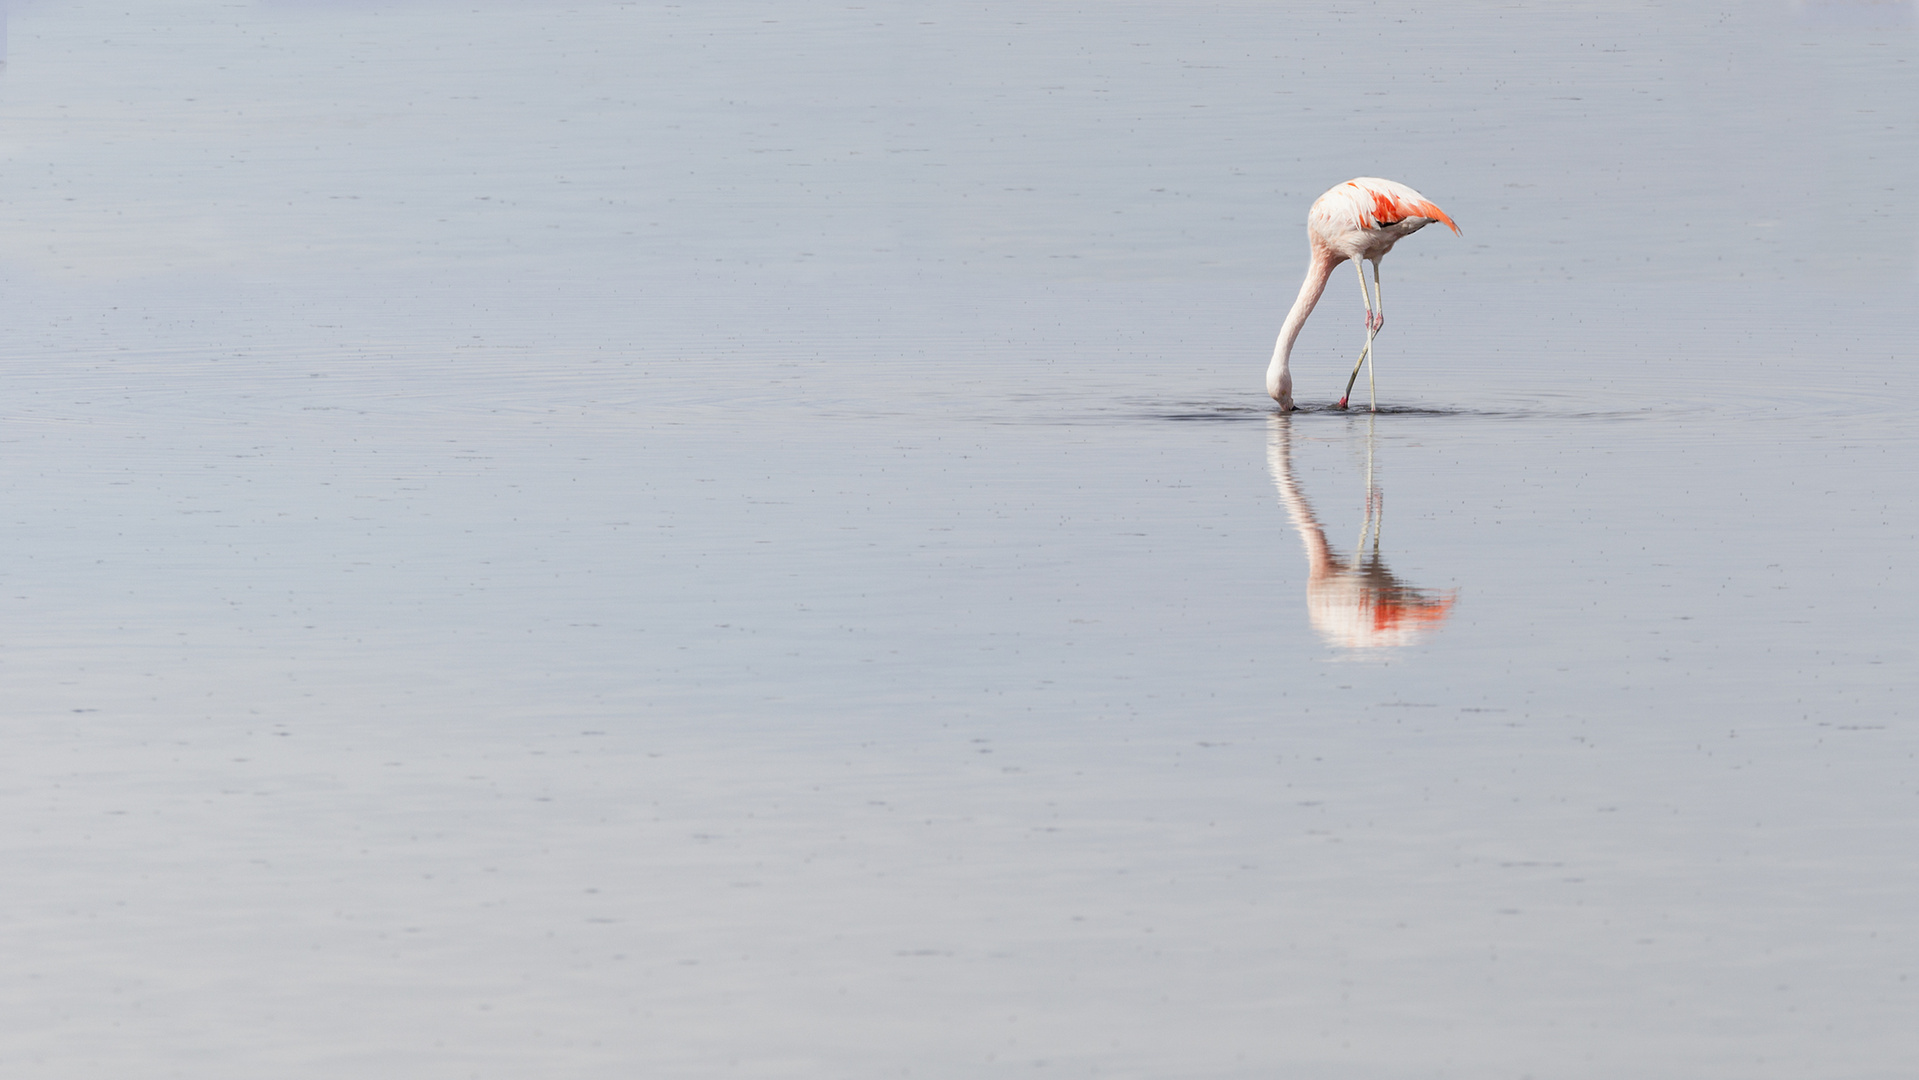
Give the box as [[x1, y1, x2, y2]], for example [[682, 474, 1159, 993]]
[[2, 1, 1916, 1077]]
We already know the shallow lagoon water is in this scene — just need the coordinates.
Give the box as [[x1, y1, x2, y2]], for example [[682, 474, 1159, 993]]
[[1, 1, 1917, 1077]]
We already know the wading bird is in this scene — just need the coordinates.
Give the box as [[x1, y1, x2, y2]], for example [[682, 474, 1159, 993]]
[[1266, 178, 1458, 412]]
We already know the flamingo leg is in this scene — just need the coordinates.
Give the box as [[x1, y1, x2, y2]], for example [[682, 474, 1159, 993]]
[[1338, 340, 1371, 410], [1337, 259, 1380, 410], [1366, 261, 1383, 412]]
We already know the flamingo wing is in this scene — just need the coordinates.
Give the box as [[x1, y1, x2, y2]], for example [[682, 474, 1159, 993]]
[[1346, 178, 1461, 235]]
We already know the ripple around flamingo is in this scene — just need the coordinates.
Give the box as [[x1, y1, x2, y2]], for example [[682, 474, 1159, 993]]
[[1133, 400, 1678, 424], [1133, 383, 1914, 432]]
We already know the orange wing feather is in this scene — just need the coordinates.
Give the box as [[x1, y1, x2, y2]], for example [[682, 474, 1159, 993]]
[[1348, 181, 1461, 235]]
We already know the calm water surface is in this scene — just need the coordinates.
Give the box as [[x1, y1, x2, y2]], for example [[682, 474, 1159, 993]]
[[1, 2, 1915, 1077]]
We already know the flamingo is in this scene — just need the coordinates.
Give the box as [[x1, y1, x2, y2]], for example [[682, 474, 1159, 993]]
[[1266, 178, 1459, 412]]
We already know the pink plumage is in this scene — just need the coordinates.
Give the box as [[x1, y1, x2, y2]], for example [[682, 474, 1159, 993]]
[[1267, 178, 1459, 412]]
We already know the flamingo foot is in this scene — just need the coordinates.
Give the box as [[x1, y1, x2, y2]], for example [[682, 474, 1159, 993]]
[[1335, 396, 1349, 410]]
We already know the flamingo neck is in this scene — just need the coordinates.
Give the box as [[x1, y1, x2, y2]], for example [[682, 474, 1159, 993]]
[[1267, 248, 1339, 406]]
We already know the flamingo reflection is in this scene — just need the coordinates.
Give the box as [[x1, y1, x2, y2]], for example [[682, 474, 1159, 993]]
[[1268, 415, 1456, 648]]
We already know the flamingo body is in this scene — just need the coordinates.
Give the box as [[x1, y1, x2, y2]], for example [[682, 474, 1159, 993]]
[[1267, 178, 1458, 411]]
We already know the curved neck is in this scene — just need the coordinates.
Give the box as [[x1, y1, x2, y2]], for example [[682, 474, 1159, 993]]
[[1267, 248, 1339, 403]]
